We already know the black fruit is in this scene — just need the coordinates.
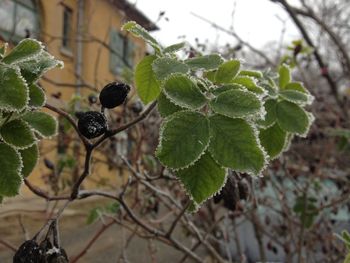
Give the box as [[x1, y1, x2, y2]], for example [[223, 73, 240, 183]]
[[77, 111, 107, 139], [13, 240, 43, 263], [46, 248, 68, 263], [213, 174, 249, 211], [99, 82, 130, 109]]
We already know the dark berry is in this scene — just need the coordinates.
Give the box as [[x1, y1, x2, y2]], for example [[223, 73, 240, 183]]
[[77, 111, 107, 139], [46, 248, 68, 263], [13, 240, 43, 263], [99, 82, 130, 109], [213, 174, 239, 211]]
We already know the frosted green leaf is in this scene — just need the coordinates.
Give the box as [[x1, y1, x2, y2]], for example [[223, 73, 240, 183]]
[[135, 55, 161, 104], [21, 111, 57, 138], [17, 51, 63, 84], [2, 39, 43, 64], [279, 89, 311, 104], [163, 74, 207, 109], [0, 119, 36, 149], [204, 70, 216, 82], [259, 123, 287, 159], [260, 83, 278, 98], [19, 143, 39, 177], [0, 64, 28, 111], [239, 70, 263, 78], [210, 89, 262, 118], [156, 111, 210, 169], [0, 143, 22, 197], [157, 91, 183, 118], [122, 21, 161, 53], [276, 100, 310, 135], [164, 42, 186, 53], [176, 152, 227, 205], [215, 60, 240, 83], [284, 82, 309, 94], [152, 57, 189, 80], [232, 76, 265, 94], [209, 115, 266, 175], [0, 43, 7, 59], [279, 64, 291, 89], [257, 99, 277, 128], [28, 83, 46, 108], [212, 84, 246, 96], [185, 54, 223, 70]]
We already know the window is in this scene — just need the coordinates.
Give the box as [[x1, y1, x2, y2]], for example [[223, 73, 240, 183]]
[[62, 5, 72, 50], [0, 0, 39, 42], [109, 29, 135, 75]]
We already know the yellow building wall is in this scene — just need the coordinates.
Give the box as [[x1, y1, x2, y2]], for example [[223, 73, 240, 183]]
[[6, 0, 149, 195]]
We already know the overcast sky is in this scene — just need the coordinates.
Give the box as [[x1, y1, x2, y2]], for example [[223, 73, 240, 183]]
[[131, 0, 301, 50]]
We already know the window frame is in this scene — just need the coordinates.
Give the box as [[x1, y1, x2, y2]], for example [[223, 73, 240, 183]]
[[61, 4, 73, 51], [0, 0, 39, 42]]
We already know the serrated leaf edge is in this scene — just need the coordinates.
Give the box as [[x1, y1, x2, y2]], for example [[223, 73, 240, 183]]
[[155, 110, 211, 171]]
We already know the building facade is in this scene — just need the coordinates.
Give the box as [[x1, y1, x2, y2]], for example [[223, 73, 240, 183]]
[[0, 0, 157, 193]]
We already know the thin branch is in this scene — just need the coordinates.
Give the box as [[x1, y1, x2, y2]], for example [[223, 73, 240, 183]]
[[70, 220, 115, 263], [191, 12, 276, 67], [45, 103, 91, 147]]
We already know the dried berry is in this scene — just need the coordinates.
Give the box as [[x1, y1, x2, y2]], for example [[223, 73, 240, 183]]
[[77, 111, 107, 139], [99, 82, 130, 109], [13, 240, 43, 263], [46, 248, 68, 263], [213, 174, 239, 211]]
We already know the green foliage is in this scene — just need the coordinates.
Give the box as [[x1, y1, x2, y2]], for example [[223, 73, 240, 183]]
[[19, 144, 39, 177], [28, 83, 46, 108], [163, 42, 186, 53], [152, 57, 189, 80], [163, 74, 207, 109], [0, 143, 22, 197], [279, 64, 291, 89], [185, 54, 224, 70], [114, 22, 315, 209], [0, 39, 63, 198], [2, 39, 43, 64], [276, 100, 311, 135], [122, 21, 161, 54], [209, 115, 266, 175], [156, 111, 210, 169], [176, 152, 226, 205], [259, 123, 287, 159], [0, 119, 36, 149], [209, 89, 262, 118], [0, 64, 29, 111], [157, 91, 183, 117], [135, 55, 160, 104], [215, 60, 240, 83], [21, 111, 58, 138]]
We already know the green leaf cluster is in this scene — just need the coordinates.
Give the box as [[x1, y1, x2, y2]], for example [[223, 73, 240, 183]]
[[123, 22, 314, 210], [0, 39, 62, 200]]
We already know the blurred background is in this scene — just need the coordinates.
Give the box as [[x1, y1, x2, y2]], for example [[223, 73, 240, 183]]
[[0, 0, 350, 262]]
